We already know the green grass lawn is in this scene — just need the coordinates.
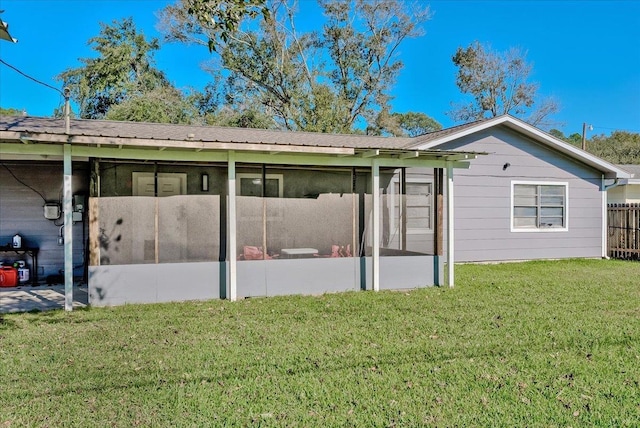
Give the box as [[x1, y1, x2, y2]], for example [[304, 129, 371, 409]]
[[1, 259, 639, 426]]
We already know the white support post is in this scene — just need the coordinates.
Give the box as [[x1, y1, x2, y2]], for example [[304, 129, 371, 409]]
[[446, 163, 455, 288], [63, 144, 73, 311], [601, 174, 607, 259], [228, 151, 237, 301], [372, 159, 380, 291]]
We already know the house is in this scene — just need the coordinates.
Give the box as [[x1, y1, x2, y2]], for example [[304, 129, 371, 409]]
[[408, 115, 632, 262], [0, 115, 479, 308], [1, 115, 630, 308], [607, 164, 640, 204]]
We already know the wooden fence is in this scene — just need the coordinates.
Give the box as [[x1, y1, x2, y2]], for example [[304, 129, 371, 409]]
[[608, 203, 640, 260]]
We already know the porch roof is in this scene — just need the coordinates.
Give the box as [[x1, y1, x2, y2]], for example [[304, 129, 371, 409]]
[[0, 115, 481, 163]]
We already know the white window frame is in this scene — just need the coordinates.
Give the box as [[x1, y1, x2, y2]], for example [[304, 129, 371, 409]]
[[390, 176, 434, 235], [236, 173, 283, 197], [132, 172, 187, 196], [511, 181, 569, 232]]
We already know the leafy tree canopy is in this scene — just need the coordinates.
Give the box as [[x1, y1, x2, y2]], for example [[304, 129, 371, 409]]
[[180, 0, 270, 52], [393, 112, 442, 137], [550, 129, 640, 164], [449, 41, 558, 128], [159, 0, 431, 134], [105, 86, 200, 124], [0, 107, 23, 116], [57, 18, 176, 120]]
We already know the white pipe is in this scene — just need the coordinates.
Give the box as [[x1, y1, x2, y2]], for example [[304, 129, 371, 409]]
[[447, 163, 455, 287], [603, 178, 624, 191], [601, 175, 608, 259]]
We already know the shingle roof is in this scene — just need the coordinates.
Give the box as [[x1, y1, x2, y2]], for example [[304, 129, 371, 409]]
[[406, 119, 486, 147], [618, 164, 640, 177], [0, 115, 415, 150]]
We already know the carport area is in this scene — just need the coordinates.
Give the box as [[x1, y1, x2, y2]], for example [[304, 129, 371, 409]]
[[0, 285, 88, 313]]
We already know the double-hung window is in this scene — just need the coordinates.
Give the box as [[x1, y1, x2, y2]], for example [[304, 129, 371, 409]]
[[512, 181, 568, 231], [391, 177, 433, 234]]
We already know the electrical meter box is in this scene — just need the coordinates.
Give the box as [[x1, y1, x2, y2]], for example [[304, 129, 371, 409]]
[[44, 203, 61, 220], [73, 195, 85, 212]]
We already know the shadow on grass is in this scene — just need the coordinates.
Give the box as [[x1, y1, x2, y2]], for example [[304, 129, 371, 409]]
[[0, 313, 17, 330]]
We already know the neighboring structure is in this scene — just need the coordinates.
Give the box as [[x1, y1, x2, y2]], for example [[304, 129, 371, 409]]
[[607, 164, 640, 204], [0, 115, 478, 308], [1, 115, 631, 308], [408, 115, 631, 262]]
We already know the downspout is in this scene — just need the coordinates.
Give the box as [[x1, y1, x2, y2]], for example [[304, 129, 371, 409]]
[[603, 178, 623, 191], [601, 176, 626, 259]]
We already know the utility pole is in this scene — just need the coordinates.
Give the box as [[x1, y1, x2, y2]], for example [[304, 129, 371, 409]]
[[64, 87, 71, 134], [581, 122, 593, 151]]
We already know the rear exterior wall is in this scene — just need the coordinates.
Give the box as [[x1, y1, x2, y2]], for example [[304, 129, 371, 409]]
[[438, 126, 604, 262], [0, 161, 89, 281]]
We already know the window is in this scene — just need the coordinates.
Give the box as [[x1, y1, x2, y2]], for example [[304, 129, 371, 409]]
[[237, 173, 283, 197], [512, 182, 568, 231], [132, 172, 187, 197], [391, 177, 433, 234]]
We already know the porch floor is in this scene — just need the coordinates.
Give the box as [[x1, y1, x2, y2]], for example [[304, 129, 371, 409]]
[[0, 285, 88, 313]]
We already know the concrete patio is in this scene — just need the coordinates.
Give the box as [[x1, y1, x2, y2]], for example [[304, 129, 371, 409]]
[[0, 285, 88, 313]]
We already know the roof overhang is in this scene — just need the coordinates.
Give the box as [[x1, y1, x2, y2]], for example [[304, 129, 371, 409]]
[[0, 129, 482, 169], [410, 115, 632, 180]]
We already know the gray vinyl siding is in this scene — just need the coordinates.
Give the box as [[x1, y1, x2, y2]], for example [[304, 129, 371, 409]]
[[436, 126, 604, 262], [0, 162, 89, 281]]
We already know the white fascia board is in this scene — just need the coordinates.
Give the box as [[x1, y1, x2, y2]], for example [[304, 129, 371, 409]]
[[411, 115, 633, 179]]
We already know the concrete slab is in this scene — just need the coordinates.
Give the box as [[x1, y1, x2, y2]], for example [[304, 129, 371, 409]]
[[0, 285, 88, 313]]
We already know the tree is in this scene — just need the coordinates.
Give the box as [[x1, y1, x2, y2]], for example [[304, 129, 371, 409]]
[[587, 131, 640, 164], [449, 41, 558, 127], [105, 86, 199, 124], [178, 0, 269, 52], [0, 107, 23, 116], [548, 128, 640, 164], [159, 0, 431, 133], [213, 106, 274, 128], [57, 18, 174, 120], [392, 112, 442, 137]]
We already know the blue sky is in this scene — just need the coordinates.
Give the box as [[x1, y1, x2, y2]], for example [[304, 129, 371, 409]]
[[0, 0, 639, 137]]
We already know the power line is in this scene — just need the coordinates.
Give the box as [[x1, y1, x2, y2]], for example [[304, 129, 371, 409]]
[[0, 58, 64, 96], [1, 163, 48, 202]]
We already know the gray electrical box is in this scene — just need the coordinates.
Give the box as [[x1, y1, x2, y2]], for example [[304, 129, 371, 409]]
[[73, 195, 85, 212], [44, 203, 61, 220]]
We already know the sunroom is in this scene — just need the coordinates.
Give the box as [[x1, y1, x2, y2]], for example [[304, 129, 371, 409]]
[[0, 117, 479, 308]]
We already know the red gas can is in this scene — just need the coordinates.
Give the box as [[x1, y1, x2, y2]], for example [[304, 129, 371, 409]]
[[0, 266, 19, 287]]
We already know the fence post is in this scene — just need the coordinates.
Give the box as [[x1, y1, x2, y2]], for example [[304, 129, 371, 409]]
[[607, 202, 640, 260]]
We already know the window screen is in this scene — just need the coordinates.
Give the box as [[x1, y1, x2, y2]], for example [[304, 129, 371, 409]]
[[513, 183, 567, 229]]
